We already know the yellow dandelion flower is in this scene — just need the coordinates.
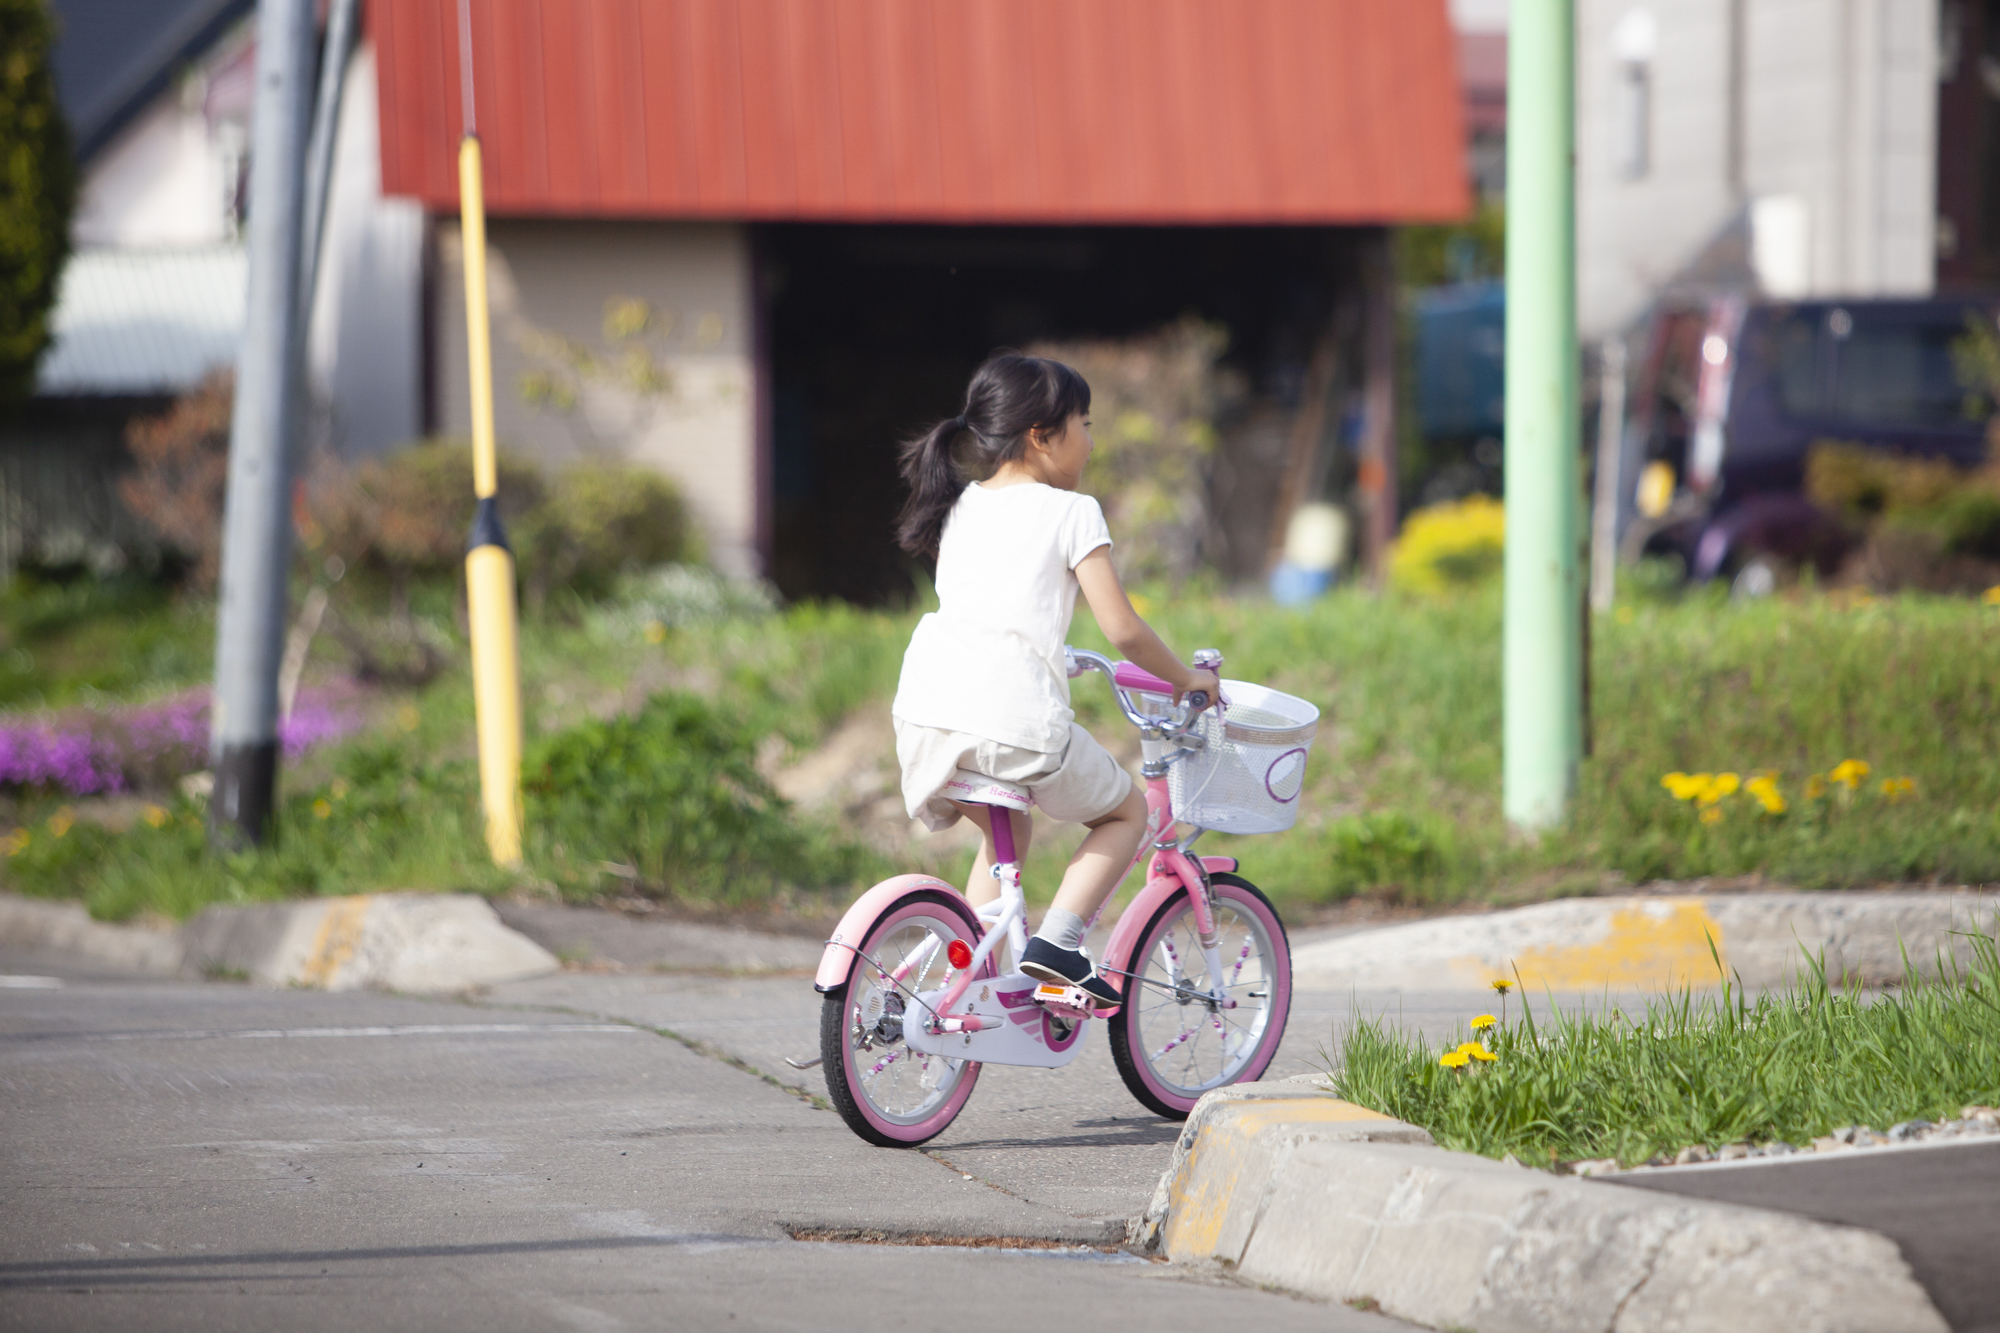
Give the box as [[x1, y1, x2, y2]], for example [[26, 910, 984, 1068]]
[[313, 799, 333, 820], [48, 808, 75, 838], [1470, 1014, 1497, 1030], [1469, 1045, 1498, 1062], [1439, 1050, 1470, 1069], [1879, 776, 1916, 802], [1984, 585, 2000, 605], [1699, 806, 1724, 825], [1661, 772, 1705, 802], [141, 804, 170, 829], [1491, 979, 1513, 994], [642, 620, 667, 644], [3, 829, 29, 856], [1745, 775, 1786, 815], [1830, 758, 1871, 790], [1701, 773, 1741, 804]]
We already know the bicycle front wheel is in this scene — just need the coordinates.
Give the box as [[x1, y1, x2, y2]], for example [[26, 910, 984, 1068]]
[[1108, 872, 1292, 1118], [820, 888, 985, 1147]]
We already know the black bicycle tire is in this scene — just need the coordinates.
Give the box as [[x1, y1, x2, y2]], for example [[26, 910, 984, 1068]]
[[819, 887, 985, 1147]]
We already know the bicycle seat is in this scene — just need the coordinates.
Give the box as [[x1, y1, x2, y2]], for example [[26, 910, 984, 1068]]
[[940, 770, 1033, 812]]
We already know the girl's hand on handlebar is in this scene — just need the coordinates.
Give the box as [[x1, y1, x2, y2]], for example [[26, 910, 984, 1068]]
[[1175, 664, 1220, 713]]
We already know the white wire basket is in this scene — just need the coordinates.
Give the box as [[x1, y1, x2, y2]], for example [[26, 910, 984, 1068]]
[[1166, 681, 1320, 835]]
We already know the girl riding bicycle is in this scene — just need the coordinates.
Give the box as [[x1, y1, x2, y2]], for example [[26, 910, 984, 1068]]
[[890, 353, 1218, 1011]]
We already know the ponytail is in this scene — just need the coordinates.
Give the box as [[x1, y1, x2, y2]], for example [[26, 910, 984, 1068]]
[[895, 354, 1092, 558]]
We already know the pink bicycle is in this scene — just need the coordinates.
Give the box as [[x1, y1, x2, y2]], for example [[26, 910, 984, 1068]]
[[809, 647, 1318, 1146]]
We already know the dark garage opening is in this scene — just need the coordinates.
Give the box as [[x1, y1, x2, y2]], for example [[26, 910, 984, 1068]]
[[758, 223, 1383, 605]]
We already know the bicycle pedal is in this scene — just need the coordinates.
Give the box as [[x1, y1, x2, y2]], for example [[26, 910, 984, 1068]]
[[1033, 982, 1095, 1017]]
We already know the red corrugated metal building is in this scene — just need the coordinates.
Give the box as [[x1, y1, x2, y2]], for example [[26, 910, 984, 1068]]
[[365, 0, 1468, 597]]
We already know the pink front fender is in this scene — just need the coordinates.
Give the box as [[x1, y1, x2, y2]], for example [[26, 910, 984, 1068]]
[[814, 874, 963, 992], [1099, 855, 1239, 996]]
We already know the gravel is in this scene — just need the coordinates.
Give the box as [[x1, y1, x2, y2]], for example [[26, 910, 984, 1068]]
[[1561, 1106, 2000, 1175]]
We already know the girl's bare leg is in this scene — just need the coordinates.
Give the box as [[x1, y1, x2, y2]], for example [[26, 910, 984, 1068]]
[[1047, 781, 1148, 922], [951, 802, 1031, 909]]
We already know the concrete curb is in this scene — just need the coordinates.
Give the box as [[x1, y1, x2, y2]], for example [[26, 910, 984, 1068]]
[[1134, 1080, 1948, 1333], [1291, 890, 2000, 992], [0, 895, 182, 975], [1, 892, 557, 993]]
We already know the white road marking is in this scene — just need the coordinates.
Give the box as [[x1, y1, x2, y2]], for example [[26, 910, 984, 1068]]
[[30, 1023, 642, 1043]]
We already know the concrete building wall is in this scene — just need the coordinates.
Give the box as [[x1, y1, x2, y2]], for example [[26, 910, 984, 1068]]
[[1577, 0, 1938, 339], [434, 220, 760, 578], [306, 46, 425, 459]]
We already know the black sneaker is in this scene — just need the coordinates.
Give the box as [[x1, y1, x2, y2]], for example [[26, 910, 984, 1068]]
[[1020, 938, 1122, 1010]]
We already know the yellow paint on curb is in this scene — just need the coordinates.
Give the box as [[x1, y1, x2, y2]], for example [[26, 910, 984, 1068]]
[[299, 895, 373, 988], [1164, 1098, 1390, 1259], [1455, 898, 1725, 990], [1224, 1098, 1397, 1133]]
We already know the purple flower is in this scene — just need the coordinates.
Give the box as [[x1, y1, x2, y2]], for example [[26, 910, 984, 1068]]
[[1, 683, 365, 796]]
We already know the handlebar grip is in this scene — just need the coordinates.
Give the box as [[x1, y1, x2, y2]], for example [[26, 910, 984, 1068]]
[[1186, 690, 1210, 712]]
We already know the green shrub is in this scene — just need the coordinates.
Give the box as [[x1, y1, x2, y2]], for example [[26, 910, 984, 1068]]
[[305, 443, 694, 609], [522, 691, 867, 902], [518, 460, 693, 605], [0, 0, 75, 409], [1327, 811, 1441, 895]]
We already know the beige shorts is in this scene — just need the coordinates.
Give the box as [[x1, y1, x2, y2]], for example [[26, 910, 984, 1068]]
[[893, 718, 1134, 834]]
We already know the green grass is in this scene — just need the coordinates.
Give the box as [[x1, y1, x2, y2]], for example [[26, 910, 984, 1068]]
[[1072, 584, 2000, 900], [1332, 931, 2000, 1168], [0, 574, 213, 708], [6, 574, 2000, 922]]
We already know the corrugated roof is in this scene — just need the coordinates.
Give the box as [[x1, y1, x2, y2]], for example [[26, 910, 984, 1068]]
[[36, 246, 246, 396], [371, 0, 1469, 224]]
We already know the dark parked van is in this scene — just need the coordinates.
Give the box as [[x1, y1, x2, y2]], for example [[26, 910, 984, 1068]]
[[1624, 296, 1997, 588]]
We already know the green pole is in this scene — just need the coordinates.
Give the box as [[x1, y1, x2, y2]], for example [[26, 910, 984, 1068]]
[[1503, 0, 1582, 830]]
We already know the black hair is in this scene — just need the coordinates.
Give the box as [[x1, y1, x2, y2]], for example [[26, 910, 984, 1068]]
[[894, 352, 1092, 558]]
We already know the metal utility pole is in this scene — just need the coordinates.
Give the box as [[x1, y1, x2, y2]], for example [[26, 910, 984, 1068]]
[[300, 0, 360, 309], [456, 0, 525, 865], [209, 0, 317, 847], [1502, 0, 1583, 830], [1589, 336, 1627, 614]]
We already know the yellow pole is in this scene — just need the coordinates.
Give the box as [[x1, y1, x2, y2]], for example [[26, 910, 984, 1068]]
[[458, 133, 523, 865]]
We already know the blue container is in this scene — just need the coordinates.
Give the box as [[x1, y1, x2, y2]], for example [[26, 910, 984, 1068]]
[[1413, 281, 1505, 441], [1269, 561, 1333, 606]]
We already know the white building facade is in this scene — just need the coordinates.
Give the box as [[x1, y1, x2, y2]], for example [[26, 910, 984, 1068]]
[[1576, 0, 1941, 338]]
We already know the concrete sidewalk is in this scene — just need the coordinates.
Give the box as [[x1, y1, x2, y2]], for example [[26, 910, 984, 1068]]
[[1291, 889, 2000, 992]]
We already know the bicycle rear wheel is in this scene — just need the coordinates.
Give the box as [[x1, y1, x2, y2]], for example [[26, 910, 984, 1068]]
[[1108, 872, 1292, 1118], [820, 888, 985, 1147]]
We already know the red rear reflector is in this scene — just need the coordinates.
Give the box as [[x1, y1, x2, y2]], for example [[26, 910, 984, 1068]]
[[946, 939, 974, 970]]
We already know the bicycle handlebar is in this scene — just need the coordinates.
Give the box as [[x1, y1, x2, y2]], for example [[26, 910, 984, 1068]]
[[1064, 646, 1220, 736]]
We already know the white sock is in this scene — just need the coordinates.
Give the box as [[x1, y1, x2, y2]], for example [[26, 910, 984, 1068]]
[[1034, 908, 1087, 953]]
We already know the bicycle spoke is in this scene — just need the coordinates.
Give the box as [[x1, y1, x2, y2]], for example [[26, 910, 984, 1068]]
[[1130, 897, 1277, 1096]]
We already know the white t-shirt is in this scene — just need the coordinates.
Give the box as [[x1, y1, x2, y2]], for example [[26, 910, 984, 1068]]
[[892, 482, 1113, 752]]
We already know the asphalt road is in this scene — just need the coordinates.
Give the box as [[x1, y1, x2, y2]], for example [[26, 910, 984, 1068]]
[[0, 946, 1437, 1333], [24, 922, 1974, 1333], [1615, 1143, 2000, 1333]]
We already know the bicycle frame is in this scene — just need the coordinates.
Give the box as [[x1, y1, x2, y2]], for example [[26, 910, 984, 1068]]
[[813, 649, 1239, 1040]]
